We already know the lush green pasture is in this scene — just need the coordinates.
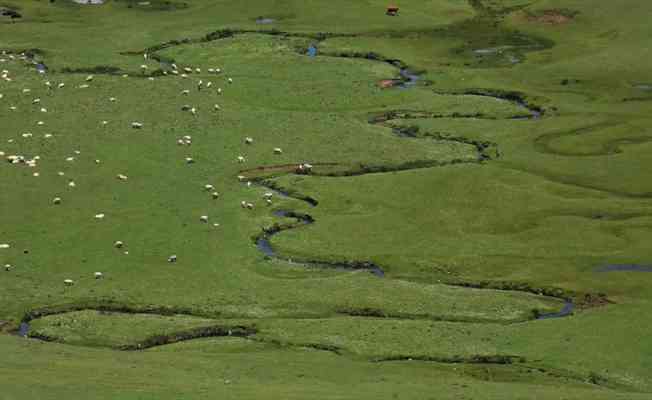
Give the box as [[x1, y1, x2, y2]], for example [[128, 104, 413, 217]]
[[1, 0, 652, 398]]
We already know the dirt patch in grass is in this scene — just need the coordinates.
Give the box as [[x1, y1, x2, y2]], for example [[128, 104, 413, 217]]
[[522, 9, 579, 25]]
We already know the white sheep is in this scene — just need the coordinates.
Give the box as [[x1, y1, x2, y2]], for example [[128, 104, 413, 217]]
[[200, 215, 209, 223], [116, 174, 128, 181], [0, 243, 9, 249], [214, 104, 220, 110], [183, 67, 192, 73], [211, 192, 219, 199], [245, 137, 253, 144], [204, 184, 214, 191], [57, 83, 65, 88], [109, 97, 116, 102], [52, 197, 61, 205], [181, 89, 190, 95], [114, 241, 124, 248], [86, 75, 94, 82], [64, 279, 74, 286], [131, 122, 143, 129], [94, 272, 103, 279], [168, 255, 178, 263], [237, 156, 245, 163], [78, 84, 89, 89], [32, 98, 40, 104], [94, 213, 105, 219], [273, 147, 283, 154], [227, 77, 233, 84], [68, 181, 76, 187], [208, 68, 215, 73], [140, 64, 148, 70], [206, 81, 212, 88], [185, 157, 195, 164], [4, 264, 11, 271], [190, 107, 197, 116]]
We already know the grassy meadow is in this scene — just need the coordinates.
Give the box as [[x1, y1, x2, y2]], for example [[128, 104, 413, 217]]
[[1, 0, 652, 398]]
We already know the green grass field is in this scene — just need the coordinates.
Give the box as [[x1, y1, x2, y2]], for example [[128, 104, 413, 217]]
[[1, 0, 652, 398]]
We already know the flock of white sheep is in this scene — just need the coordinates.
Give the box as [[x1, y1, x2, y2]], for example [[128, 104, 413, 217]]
[[1, 49, 315, 287]]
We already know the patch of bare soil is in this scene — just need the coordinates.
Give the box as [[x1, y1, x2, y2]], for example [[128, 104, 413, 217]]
[[522, 9, 578, 25]]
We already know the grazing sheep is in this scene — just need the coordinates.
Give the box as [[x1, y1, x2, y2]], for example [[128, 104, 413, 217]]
[[177, 139, 185, 145], [22, 88, 31, 94], [240, 201, 247, 208], [68, 181, 76, 187], [94, 213, 105, 219], [214, 104, 220, 110], [263, 192, 273, 199], [237, 175, 246, 182], [197, 80, 203, 90], [190, 107, 196, 116], [52, 197, 61, 205], [94, 272, 103, 279], [65, 157, 75, 162], [116, 174, 128, 181], [246, 203, 254, 209], [131, 122, 143, 129], [181, 73, 188, 78], [273, 147, 283, 154], [245, 137, 253, 144], [78, 84, 89, 89], [57, 83, 65, 88], [215, 68, 221, 74], [217, 88, 222, 94], [85, 75, 93, 82], [140, 64, 148, 71], [266, 198, 272, 205], [0, 244, 9, 249], [206, 81, 212, 88], [148, 77, 155, 81], [168, 255, 178, 263], [208, 68, 215, 73], [227, 77, 233, 84], [200, 215, 209, 223], [195, 68, 201, 73], [185, 157, 195, 164], [181, 89, 190, 95], [101, 120, 108, 126], [33, 172, 39, 177], [32, 98, 40, 104], [95, 159, 101, 164], [37, 121, 44, 126], [64, 279, 74, 286], [171, 63, 178, 70], [181, 104, 191, 111], [114, 241, 124, 248], [40, 107, 47, 113], [109, 97, 116, 102], [204, 184, 214, 191], [4, 264, 11, 272], [211, 192, 219, 199], [237, 156, 245, 163], [183, 67, 192, 73]]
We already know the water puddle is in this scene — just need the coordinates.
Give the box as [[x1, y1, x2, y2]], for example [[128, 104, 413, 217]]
[[536, 300, 574, 320], [633, 84, 652, 91], [595, 264, 652, 272], [255, 17, 275, 24], [18, 322, 30, 337], [307, 45, 318, 57]]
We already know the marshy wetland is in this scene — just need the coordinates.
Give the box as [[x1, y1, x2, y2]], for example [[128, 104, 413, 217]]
[[1, 0, 652, 398]]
